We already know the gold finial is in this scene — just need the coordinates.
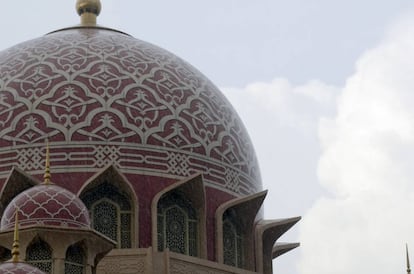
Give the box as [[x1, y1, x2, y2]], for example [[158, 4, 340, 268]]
[[11, 210, 20, 263], [407, 244, 411, 274], [76, 0, 102, 26], [43, 140, 51, 185]]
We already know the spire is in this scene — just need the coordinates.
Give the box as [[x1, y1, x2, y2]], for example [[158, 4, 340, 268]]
[[11, 210, 20, 263], [76, 0, 102, 26], [43, 140, 51, 185], [408, 244, 411, 274]]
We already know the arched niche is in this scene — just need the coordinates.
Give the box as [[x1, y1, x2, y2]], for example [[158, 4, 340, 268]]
[[0, 246, 11, 262], [65, 241, 86, 274], [26, 236, 53, 274], [0, 167, 40, 216], [151, 173, 206, 259], [215, 190, 267, 270], [78, 165, 138, 248]]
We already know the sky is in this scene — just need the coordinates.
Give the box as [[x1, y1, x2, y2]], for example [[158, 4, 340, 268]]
[[1, 1, 414, 273]]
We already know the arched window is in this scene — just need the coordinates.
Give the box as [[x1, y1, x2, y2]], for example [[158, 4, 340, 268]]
[[26, 239, 52, 274], [223, 217, 243, 268], [81, 182, 132, 248], [157, 192, 198, 256], [0, 247, 11, 262], [65, 244, 85, 274]]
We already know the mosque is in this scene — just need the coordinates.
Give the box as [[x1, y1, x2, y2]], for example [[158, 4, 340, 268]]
[[0, 1, 299, 273]]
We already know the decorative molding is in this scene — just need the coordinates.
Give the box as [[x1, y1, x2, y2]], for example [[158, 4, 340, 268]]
[[97, 249, 149, 274]]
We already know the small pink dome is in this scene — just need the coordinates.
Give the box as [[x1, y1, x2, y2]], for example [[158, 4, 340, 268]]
[[0, 184, 90, 231], [0, 262, 46, 274]]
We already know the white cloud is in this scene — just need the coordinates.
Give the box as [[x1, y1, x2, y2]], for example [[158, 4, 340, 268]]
[[299, 13, 414, 274], [222, 79, 338, 192], [222, 78, 339, 272], [223, 78, 337, 136]]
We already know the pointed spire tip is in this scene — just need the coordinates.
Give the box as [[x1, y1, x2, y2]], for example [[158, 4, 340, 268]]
[[11, 210, 20, 263], [43, 139, 51, 185], [407, 243, 411, 274]]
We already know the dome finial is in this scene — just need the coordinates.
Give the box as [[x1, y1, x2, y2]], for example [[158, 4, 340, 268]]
[[43, 140, 51, 185], [11, 210, 20, 263], [76, 0, 102, 26]]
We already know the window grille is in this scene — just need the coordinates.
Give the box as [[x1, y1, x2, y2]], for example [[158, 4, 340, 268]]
[[26, 240, 53, 274], [65, 244, 85, 274], [92, 200, 118, 243], [120, 213, 132, 248], [223, 218, 243, 268], [165, 206, 186, 254], [157, 192, 198, 256]]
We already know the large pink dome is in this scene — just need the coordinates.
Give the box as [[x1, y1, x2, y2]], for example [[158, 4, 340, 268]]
[[0, 184, 90, 230], [0, 26, 261, 196]]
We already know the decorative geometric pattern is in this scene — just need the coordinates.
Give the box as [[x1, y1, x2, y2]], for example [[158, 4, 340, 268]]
[[225, 168, 242, 194], [0, 27, 261, 195], [94, 146, 120, 168], [17, 147, 43, 170], [0, 262, 46, 274], [167, 152, 190, 177], [0, 184, 90, 230], [92, 200, 118, 244]]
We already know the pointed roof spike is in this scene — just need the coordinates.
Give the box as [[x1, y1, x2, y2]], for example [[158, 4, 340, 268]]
[[11, 210, 20, 263], [43, 140, 51, 185], [407, 244, 411, 274]]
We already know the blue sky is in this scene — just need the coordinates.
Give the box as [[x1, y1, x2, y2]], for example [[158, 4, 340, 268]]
[[2, 1, 414, 273]]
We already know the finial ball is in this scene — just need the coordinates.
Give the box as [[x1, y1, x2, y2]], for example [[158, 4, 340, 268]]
[[76, 0, 101, 16]]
